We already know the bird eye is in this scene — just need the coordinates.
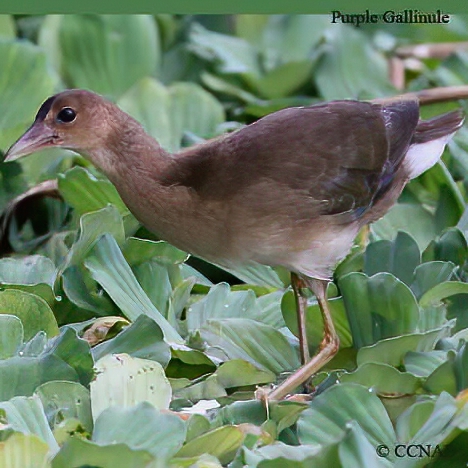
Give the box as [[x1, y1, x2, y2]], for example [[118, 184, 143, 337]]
[[56, 107, 77, 123]]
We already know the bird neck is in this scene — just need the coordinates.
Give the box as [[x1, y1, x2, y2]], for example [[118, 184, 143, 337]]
[[83, 122, 194, 239], [86, 118, 174, 185]]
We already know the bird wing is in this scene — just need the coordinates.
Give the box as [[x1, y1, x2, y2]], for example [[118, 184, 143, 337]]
[[167, 99, 420, 218]]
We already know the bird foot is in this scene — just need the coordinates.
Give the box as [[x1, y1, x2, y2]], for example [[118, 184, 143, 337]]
[[254, 383, 314, 403], [284, 393, 313, 403]]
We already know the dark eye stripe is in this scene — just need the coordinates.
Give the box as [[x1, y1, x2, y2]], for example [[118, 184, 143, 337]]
[[34, 95, 58, 122]]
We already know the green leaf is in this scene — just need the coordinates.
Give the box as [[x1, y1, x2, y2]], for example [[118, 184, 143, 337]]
[[282, 292, 353, 350], [255, 61, 315, 99], [0, 433, 51, 468], [62, 205, 125, 270], [0, 352, 74, 401], [244, 443, 326, 467], [170, 277, 196, 322], [0, 394, 58, 453], [90, 353, 172, 421], [339, 421, 388, 468], [357, 326, 452, 367], [364, 232, 421, 286], [434, 178, 465, 233], [425, 344, 468, 395], [297, 384, 396, 459], [371, 203, 437, 251], [0, 290, 58, 341], [93, 402, 186, 459], [92, 314, 171, 366], [201, 71, 261, 104], [189, 23, 260, 76], [58, 166, 128, 216], [432, 50, 468, 87], [61, 266, 117, 315], [0, 15, 16, 38], [0, 39, 56, 150], [396, 400, 435, 442], [339, 362, 420, 395], [175, 425, 245, 465], [314, 25, 393, 100], [340, 272, 420, 348], [186, 283, 260, 332], [269, 403, 308, 436], [184, 413, 211, 442], [454, 342, 468, 392], [396, 392, 466, 453], [170, 453, 223, 467], [51, 436, 153, 468], [36, 381, 92, 433], [48, 327, 94, 385], [404, 350, 448, 377], [237, 15, 327, 64], [410, 261, 455, 300], [425, 355, 458, 395], [409, 160, 466, 230], [84, 234, 183, 344], [212, 399, 266, 429], [173, 374, 227, 401], [118, 77, 225, 152], [133, 261, 173, 317], [423, 228, 468, 266], [123, 237, 188, 266], [0, 326, 93, 401], [253, 291, 285, 328], [168, 345, 216, 381], [0, 255, 56, 304], [117, 77, 172, 150], [0, 315, 23, 359], [449, 122, 468, 177], [169, 82, 225, 147], [40, 15, 159, 98], [220, 263, 285, 289], [201, 318, 300, 373], [216, 359, 275, 388], [192, 17, 327, 99], [420, 281, 468, 308]]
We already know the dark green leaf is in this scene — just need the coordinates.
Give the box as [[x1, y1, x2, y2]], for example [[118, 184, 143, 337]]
[[41, 15, 160, 98], [93, 402, 186, 459], [364, 232, 420, 286], [84, 234, 183, 344], [0, 40, 56, 150], [340, 272, 420, 348], [201, 318, 300, 373], [92, 314, 171, 366]]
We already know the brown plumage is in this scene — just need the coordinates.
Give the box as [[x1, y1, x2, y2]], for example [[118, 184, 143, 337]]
[[4, 89, 464, 399]]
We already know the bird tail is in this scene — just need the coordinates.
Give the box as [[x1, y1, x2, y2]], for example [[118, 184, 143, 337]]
[[403, 109, 464, 179]]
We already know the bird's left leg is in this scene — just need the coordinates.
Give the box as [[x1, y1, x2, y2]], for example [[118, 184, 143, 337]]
[[268, 277, 339, 400], [291, 272, 310, 365]]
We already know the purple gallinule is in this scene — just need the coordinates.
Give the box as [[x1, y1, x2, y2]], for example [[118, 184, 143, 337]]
[[4, 89, 464, 400]]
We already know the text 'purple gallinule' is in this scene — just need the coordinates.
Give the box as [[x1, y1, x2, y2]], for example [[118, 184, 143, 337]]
[[4, 89, 464, 400]]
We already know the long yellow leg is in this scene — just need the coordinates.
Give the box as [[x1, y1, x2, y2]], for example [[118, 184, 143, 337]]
[[268, 277, 339, 401], [291, 273, 310, 365]]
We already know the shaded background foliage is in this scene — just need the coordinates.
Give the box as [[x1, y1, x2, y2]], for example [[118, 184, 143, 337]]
[[0, 13, 467, 467]]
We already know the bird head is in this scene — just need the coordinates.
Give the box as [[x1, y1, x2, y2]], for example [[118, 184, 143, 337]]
[[4, 89, 121, 163]]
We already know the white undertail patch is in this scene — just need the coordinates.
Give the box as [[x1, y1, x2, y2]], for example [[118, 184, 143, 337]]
[[403, 132, 455, 179]]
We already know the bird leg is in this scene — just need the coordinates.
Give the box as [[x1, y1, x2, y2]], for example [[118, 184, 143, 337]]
[[268, 277, 339, 401], [357, 224, 370, 250], [291, 272, 310, 365]]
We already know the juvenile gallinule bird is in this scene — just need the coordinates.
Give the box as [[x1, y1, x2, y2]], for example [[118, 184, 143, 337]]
[[4, 89, 464, 400]]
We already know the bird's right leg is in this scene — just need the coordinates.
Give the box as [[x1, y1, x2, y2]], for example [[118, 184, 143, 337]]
[[268, 277, 339, 400], [291, 272, 310, 365]]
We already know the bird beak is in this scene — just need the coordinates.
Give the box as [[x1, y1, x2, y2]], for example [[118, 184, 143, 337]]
[[4, 122, 59, 162]]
